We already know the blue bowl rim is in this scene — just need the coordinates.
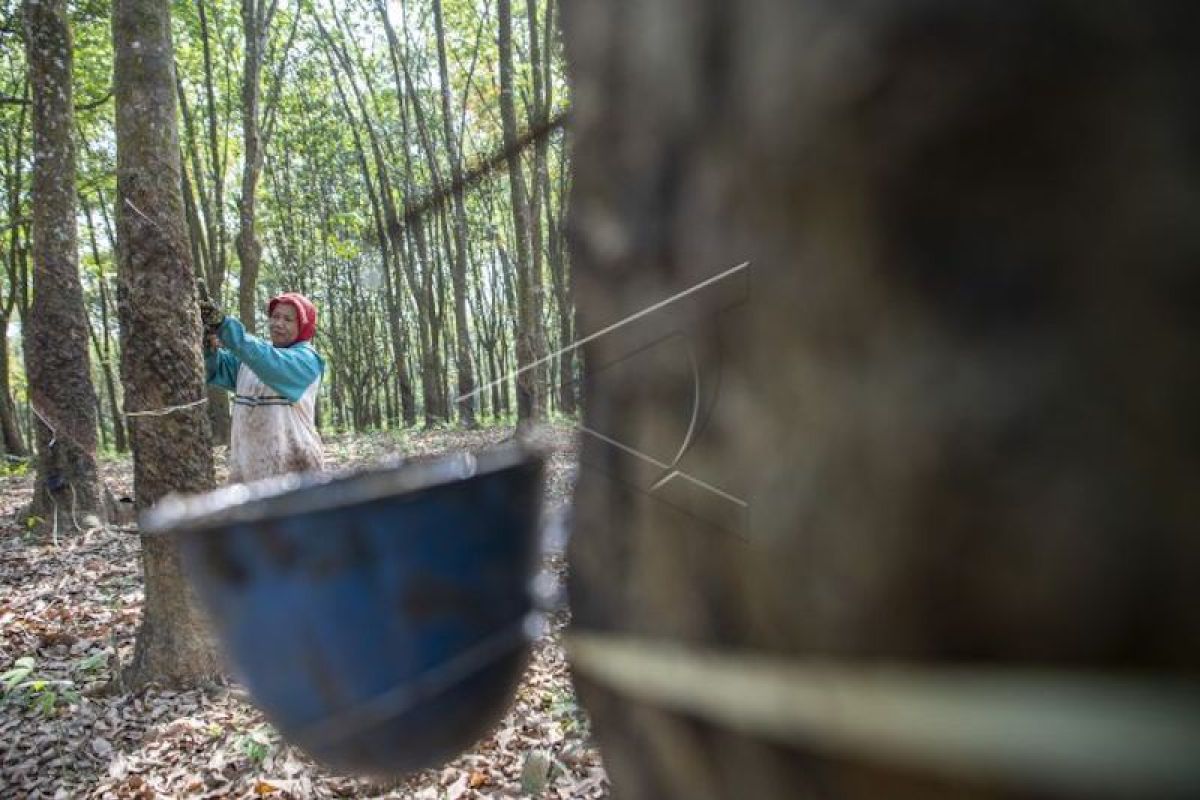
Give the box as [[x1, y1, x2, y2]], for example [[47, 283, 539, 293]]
[[141, 442, 543, 535]]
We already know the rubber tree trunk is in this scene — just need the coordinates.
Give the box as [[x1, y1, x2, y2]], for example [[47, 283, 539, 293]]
[[433, 0, 478, 428], [563, 1, 1199, 798], [24, 0, 105, 527], [2, 89, 29, 458], [0, 308, 27, 457], [112, 0, 220, 689], [235, 0, 264, 334], [498, 0, 540, 425], [81, 193, 128, 453]]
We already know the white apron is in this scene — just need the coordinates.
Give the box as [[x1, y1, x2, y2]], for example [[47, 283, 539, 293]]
[[229, 363, 323, 483]]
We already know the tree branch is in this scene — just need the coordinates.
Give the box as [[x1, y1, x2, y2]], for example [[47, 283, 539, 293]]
[[76, 89, 114, 112], [0, 89, 113, 111]]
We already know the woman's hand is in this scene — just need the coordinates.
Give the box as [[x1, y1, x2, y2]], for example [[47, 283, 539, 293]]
[[199, 298, 226, 331]]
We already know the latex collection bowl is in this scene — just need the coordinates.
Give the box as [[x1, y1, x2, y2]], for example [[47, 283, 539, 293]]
[[143, 445, 544, 776]]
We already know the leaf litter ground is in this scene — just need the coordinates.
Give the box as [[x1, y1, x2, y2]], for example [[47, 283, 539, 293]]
[[0, 424, 607, 799]]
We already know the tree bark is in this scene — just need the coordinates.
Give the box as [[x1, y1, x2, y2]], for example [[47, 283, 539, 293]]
[[80, 194, 127, 453], [433, 0, 477, 428], [564, 1, 1200, 797], [179, 154, 232, 445], [236, 0, 296, 333], [113, 0, 220, 689], [540, 9, 577, 416], [524, 0, 550, 415], [24, 0, 105, 526], [1, 83, 29, 458], [0, 304, 26, 457], [195, 0, 227, 303], [319, 11, 413, 430], [365, 0, 447, 425], [498, 0, 539, 424], [235, 0, 264, 332]]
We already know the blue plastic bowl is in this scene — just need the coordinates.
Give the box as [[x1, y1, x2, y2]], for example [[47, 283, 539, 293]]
[[143, 445, 544, 776]]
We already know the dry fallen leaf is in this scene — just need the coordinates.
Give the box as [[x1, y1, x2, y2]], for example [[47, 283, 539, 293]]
[[446, 772, 470, 800], [0, 427, 603, 800]]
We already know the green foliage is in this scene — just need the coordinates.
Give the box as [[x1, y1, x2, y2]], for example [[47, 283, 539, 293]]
[[235, 724, 276, 765], [75, 651, 109, 674], [3, 0, 576, 438], [1, 657, 35, 693], [542, 687, 589, 736], [1, 656, 82, 718], [0, 458, 29, 478]]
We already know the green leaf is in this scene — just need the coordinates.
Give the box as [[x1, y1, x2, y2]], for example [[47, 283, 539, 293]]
[[34, 690, 57, 716], [2, 657, 36, 692], [76, 652, 109, 673]]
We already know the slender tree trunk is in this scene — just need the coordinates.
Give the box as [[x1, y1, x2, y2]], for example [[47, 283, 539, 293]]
[[433, 0, 477, 427], [397, 296, 416, 427], [539, 5, 577, 415], [1, 85, 29, 458], [346, 3, 444, 425], [196, 0, 227, 301], [175, 79, 212, 287], [318, 15, 412, 431], [80, 194, 128, 453], [235, 0, 263, 332], [180, 159, 231, 445], [524, 0, 550, 415], [0, 308, 25, 457], [498, 0, 539, 424], [24, 0, 105, 526], [113, 0, 220, 689], [236, 0, 296, 332]]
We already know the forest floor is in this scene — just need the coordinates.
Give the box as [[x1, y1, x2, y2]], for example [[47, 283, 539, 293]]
[[0, 424, 608, 800]]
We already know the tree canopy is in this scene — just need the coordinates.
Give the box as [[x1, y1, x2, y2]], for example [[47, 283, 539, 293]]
[[0, 0, 574, 453]]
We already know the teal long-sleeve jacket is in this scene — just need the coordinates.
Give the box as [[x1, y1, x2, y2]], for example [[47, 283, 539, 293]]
[[204, 317, 324, 402]]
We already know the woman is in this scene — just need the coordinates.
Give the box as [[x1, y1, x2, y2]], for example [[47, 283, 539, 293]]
[[201, 292, 324, 483]]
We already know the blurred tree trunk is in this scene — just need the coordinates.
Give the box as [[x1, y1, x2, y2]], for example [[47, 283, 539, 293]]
[[564, 1, 1199, 798], [113, 0, 220, 689], [23, 0, 105, 526]]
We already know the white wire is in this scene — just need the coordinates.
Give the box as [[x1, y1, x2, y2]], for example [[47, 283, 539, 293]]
[[30, 402, 56, 448], [124, 397, 208, 418], [45, 486, 59, 548]]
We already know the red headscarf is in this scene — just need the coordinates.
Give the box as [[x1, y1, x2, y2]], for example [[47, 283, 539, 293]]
[[267, 292, 318, 345]]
